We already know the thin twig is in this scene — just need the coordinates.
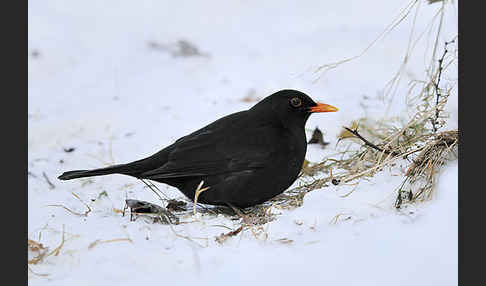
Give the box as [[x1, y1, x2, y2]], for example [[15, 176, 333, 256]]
[[314, 0, 419, 81], [47, 225, 65, 257], [28, 266, 49, 277], [46, 193, 91, 217], [432, 39, 455, 132], [71, 192, 92, 216], [42, 172, 55, 189], [88, 238, 132, 250], [167, 223, 208, 248], [343, 127, 400, 156]]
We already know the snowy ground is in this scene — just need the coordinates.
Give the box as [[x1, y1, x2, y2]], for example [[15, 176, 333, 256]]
[[28, 1, 458, 285]]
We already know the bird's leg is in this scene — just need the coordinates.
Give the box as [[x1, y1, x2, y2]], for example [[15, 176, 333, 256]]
[[193, 180, 210, 216], [226, 203, 242, 215], [195, 203, 218, 215], [226, 203, 251, 224]]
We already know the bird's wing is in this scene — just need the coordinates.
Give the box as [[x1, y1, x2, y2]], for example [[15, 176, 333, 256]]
[[140, 125, 275, 180]]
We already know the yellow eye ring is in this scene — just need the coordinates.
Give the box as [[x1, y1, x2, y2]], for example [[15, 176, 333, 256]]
[[290, 97, 302, 108]]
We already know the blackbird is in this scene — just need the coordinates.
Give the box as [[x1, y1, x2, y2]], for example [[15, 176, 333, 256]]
[[58, 89, 338, 208]]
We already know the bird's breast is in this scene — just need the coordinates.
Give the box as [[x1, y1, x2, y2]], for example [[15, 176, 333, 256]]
[[272, 128, 307, 184]]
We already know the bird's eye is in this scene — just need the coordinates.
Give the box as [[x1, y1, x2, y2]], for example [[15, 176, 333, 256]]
[[290, 97, 302, 108]]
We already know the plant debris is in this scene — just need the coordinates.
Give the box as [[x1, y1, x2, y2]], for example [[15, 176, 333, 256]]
[[166, 199, 187, 212], [342, 126, 399, 156], [395, 130, 458, 208], [97, 190, 108, 199], [47, 192, 92, 217], [28, 239, 48, 265], [255, 38, 458, 212], [124, 199, 179, 224], [215, 225, 244, 244], [28, 226, 68, 267], [308, 127, 329, 146], [148, 39, 210, 58], [276, 238, 293, 244], [42, 172, 55, 189], [88, 238, 132, 250]]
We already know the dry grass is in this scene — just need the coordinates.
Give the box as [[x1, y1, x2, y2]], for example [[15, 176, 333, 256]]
[[88, 238, 133, 250], [396, 129, 458, 207], [314, 0, 422, 82], [215, 226, 244, 244], [46, 192, 92, 217], [28, 225, 67, 269], [258, 32, 458, 213], [28, 239, 48, 265]]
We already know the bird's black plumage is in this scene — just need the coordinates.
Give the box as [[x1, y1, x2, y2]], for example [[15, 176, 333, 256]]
[[58, 89, 338, 208]]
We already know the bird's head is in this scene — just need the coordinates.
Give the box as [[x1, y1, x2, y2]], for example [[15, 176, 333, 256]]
[[250, 89, 338, 128]]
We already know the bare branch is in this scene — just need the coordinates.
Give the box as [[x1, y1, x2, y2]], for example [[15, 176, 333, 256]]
[[343, 127, 400, 156]]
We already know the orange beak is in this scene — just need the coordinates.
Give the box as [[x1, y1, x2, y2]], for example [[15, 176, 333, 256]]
[[308, 102, 339, 113]]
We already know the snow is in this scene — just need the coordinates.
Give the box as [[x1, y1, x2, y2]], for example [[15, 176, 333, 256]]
[[28, 0, 458, 285]]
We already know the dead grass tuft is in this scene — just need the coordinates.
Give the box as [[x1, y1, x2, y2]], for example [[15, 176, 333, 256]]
[[28, 239, 48, 265], [28, 225, 67, 267], [396, 129, 458, 207], [263, 36, 457, 212]]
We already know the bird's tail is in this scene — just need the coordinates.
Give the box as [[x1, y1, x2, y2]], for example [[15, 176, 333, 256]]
[[58, 164, 134, 180]]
